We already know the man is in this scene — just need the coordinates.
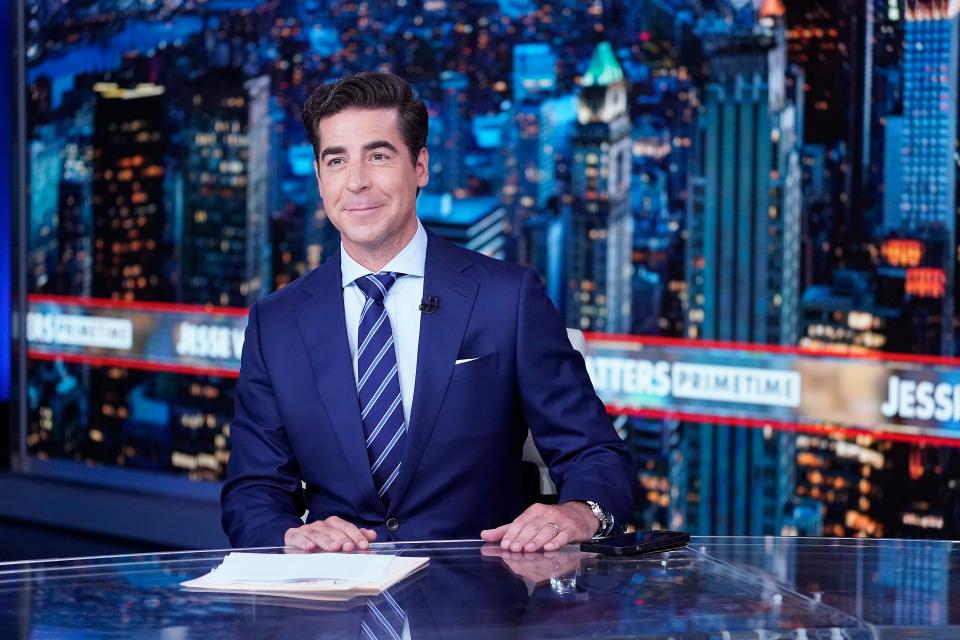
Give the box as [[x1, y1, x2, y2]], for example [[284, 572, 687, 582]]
[[221, 72, 635, 553]]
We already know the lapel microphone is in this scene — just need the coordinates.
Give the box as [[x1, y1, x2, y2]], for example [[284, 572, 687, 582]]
[[419, 295, 439, 314]]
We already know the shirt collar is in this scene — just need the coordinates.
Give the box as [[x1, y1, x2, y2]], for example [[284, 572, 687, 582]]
[[340, 218, 427, 288]]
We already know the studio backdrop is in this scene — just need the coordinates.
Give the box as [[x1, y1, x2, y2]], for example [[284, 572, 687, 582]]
[[11, 0, 960, 541]]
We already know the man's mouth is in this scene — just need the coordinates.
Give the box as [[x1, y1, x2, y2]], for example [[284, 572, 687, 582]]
[[345, 204, 385, 213]]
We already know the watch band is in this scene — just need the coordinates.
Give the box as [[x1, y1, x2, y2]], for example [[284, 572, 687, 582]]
[[585, 500, 613, 537]]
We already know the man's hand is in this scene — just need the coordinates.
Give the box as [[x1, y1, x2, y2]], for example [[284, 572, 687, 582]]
[[283, 516, 377, 552], [480, 501, 599, 553]]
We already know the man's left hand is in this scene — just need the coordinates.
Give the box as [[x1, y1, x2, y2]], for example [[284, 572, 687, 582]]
[[480, 501, 599, 552]]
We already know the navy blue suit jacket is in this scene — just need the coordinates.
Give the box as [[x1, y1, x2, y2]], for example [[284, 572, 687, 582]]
[[221, 230, 635, 547]]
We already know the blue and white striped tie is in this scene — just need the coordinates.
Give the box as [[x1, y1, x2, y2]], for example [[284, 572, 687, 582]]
[[355, 272, 406, 505]]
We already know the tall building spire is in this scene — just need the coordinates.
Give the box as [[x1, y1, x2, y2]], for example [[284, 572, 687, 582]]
[[580, 42, 624, 87]]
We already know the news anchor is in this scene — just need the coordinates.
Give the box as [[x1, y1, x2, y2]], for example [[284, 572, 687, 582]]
[[221, 72, 635, 553]]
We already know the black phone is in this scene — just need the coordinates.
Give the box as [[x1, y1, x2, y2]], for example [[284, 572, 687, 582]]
[[580, 530, 690, 556]]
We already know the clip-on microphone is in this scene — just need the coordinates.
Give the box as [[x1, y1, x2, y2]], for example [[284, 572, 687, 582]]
[[419, 295, 439, 314]]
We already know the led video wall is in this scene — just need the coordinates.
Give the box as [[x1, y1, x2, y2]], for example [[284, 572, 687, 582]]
[[16, 0, 960, 538]]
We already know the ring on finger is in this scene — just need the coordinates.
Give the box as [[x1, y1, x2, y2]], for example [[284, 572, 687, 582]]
[[544, 522, 561, 535]]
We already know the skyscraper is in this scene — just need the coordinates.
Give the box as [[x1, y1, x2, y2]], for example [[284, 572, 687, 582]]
[[180, 71, 271, 308], [171, 71, 271, 481], [512, 43, 557, 103], [567, 42, 632, 333], [437, 70, 469, 194], [686, 14, 801, 347], [88, 83, 172, 469], [506, 43, 559, 269], [418, 192, 508, 258], [799, 269, 902, 354], [785, 0, 875, 266], [55, 141, 93, 298], [679, 6, 803, 536], [510, 99, 558, 261], [794, 433, 885, 537], [91, 82, 169, 302], [899, 1, 959, 232], [869, 0, 905, 193], [28, 124, 62, 292], [893, 0, 959, 356]]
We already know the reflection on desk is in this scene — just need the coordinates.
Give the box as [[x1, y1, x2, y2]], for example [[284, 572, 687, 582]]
[[0, 537, 957, 638]]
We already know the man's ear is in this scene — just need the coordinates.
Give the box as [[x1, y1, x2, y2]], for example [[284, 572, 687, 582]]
[[416, 147, 429, 188], [314, 159, 321, 187]]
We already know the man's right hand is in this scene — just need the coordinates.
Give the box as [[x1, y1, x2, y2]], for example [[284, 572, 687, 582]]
[[283, 516, 377, 552]]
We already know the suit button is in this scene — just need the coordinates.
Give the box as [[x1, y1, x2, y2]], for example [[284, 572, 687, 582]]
[[385, 518, 400, 532]]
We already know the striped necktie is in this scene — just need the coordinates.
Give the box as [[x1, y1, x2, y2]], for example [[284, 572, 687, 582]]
[[354, 272, 406, 505]]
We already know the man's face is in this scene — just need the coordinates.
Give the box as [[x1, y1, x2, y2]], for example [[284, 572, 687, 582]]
[[314, 107, 428, 263]]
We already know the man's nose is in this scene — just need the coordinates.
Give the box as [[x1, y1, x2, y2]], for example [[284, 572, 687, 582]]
[[347, 162, 371, 192]]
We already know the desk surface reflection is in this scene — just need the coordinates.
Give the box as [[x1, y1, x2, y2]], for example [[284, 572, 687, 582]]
[[1, 536, 957, 638]]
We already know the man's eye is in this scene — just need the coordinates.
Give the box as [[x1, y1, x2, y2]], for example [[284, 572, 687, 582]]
[[372, 153, 388, 161], [327, 158, 344, 167]]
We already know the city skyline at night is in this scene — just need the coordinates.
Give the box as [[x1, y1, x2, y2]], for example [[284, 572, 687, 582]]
[[16, 0, 960, 539]]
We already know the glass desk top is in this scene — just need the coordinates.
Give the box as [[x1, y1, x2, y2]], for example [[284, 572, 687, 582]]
[[1, 536, 957, 638]]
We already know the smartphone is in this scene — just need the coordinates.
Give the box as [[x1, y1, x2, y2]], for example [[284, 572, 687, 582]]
[[580, 530, 690, 556]]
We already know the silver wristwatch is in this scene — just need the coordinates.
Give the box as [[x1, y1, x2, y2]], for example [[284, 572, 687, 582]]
[[586, 500, 614, 538]]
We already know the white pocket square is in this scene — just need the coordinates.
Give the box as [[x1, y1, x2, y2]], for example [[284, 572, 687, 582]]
[[455, 357, 479, 365]]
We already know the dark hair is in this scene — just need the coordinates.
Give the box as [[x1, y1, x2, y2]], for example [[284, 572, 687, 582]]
[[301, 71, 429, 167]]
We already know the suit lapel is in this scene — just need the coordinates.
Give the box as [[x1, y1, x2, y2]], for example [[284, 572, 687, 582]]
[[388, 232, 479, 509], [295, 259, 382, 512]]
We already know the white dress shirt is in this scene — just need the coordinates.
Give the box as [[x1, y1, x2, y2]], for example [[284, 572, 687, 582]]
[[341, 220, 426, 429]]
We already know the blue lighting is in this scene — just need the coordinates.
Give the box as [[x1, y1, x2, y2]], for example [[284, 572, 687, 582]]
[[0, 1, 11, 401]]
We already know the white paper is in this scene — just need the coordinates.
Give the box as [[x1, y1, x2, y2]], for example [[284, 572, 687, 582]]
[[191, 552, 397, 585]]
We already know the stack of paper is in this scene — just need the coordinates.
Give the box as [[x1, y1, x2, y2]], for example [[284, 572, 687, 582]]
[[181, 552, 429, 601]]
